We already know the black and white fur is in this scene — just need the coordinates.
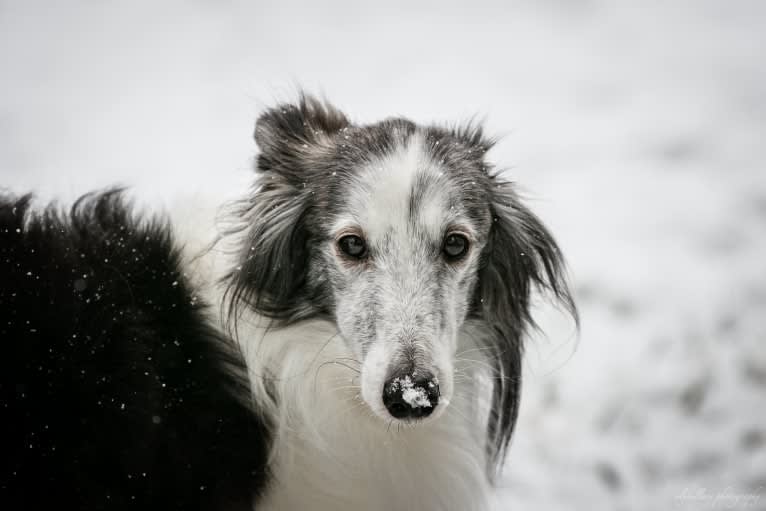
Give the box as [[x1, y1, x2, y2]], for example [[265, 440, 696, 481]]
[[0, 191, 270, 509], [0, 95, 576, 510]]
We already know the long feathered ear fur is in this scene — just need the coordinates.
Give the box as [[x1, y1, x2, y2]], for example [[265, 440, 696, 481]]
[[223, 95, 349, 329], [477, 174, 578, 478]]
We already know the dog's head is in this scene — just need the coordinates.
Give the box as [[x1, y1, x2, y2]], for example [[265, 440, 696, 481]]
[[226, 95, 575, 472]]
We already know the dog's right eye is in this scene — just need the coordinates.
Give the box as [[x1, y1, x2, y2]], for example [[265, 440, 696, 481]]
[[338, 235, 367, 259]]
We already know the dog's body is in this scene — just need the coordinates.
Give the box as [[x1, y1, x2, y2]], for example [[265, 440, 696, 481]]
[[1, 96, 575, 510], [0, 192, 271, 510]]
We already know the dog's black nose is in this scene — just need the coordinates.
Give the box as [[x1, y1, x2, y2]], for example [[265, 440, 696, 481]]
[[382, 371, 440, 420]]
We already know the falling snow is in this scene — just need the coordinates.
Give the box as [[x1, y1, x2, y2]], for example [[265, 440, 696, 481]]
[[1, 1, 764, 509]]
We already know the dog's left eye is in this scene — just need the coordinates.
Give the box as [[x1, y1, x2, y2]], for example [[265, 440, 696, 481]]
[[443, 234, 469, 260]]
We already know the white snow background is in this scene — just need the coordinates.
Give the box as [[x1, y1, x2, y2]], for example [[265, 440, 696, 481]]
[[1, 1, 765, 509]]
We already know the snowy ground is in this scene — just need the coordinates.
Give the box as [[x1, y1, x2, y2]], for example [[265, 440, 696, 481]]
[[2, 1, 764, 509]]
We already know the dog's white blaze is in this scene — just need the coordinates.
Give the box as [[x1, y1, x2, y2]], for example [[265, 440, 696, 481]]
[[353, 133, 422, 240], [347, 133, 450, 243]]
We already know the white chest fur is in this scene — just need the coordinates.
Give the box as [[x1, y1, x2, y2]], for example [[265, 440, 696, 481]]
[[241, 320, 492, 511]]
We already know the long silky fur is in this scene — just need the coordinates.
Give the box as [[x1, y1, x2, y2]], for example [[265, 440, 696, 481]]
[[427, 121, 578, 475], [222, 95, 350, 330], [476, 175, 578, 477]]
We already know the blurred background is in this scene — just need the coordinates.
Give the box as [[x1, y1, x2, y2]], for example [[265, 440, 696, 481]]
[[1, 0, 764, 509]]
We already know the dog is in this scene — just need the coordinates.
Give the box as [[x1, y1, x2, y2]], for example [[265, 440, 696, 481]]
[[0, 95, 576, 510]]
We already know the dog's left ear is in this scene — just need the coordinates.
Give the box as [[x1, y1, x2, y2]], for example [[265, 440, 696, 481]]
[[476, 177, 577, 476], [479, 180, 576, 332], [224, 96, 349, 328]]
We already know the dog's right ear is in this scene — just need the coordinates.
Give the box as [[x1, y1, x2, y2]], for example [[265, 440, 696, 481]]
[[254, 94, 350, 180], [224, 96, 349, 329]]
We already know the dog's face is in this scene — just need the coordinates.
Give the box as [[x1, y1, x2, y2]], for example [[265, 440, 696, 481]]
[[227, 96, 574, 464], [322, 131, 493, 422]]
